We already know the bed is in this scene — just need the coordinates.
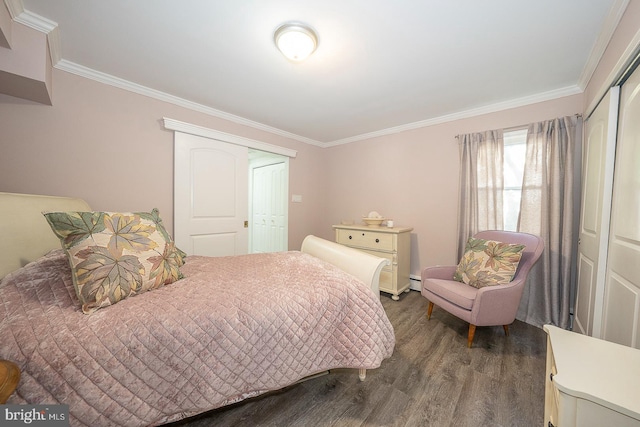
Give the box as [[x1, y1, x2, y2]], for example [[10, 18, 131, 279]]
[[0, 192, 395, 426]]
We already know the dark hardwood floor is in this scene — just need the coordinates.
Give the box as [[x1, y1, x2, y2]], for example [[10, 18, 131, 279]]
[[171, 290, 547, 427]]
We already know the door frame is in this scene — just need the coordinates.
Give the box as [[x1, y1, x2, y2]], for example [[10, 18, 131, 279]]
[[163, 118, 298, 159], [164, 118, 297, 254]]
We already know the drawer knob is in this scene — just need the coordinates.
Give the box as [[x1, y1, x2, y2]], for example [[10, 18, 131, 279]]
[[348, 235, 353, 240], [548, 422, 555, 427], [375, 238, 380, 243], [549, 373, 554, 382]]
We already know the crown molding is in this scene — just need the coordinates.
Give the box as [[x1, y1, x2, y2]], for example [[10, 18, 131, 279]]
[[55, 60, 324, 147], [7, 2, 62, 65], [577, 0, 630, 90], [50, 59, 587, 149], [46, 24, 61, 64], [13, 8, 56, 32], [323, 85, 583, 147], [3, 0, 23, 19], [163, 118, 297, 158]]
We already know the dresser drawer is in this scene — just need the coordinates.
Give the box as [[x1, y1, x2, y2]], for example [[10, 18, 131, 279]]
[[545, 336, 560, 426], [336, 229, 394, 251], [358, 249, 395, 270], [379, 268, 395, 290]]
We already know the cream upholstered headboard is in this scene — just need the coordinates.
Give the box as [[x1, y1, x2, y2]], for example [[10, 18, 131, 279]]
[[0, 192, 91, 279]]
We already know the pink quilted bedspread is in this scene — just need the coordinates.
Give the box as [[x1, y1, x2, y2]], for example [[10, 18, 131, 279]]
[[0, 249, 395, 426]]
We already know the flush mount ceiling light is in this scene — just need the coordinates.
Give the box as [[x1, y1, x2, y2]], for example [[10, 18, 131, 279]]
[[274, 22, 318, 62]]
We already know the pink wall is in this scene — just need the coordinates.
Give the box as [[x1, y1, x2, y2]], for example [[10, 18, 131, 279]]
[[323, 95, 583, 276], [0, 68, 327, 250]]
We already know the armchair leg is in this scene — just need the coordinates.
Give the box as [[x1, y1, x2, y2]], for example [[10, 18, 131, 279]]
[[427, 301, 434, 320], [467, 324, 476, 348], [0, 360, 20, 404], [503, 325, 510, 336]]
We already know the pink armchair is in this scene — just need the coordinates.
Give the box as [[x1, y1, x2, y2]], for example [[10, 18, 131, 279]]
[[421, 230, 543, 347]]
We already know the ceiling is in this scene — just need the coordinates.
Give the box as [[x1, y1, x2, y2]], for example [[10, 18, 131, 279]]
[[14, 0, 622, 145]]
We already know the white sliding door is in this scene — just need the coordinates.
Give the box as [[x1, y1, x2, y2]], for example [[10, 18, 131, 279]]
[[574, 87, 619, 337], [174, 132, 248, 257], [602, 64, 640, 349]]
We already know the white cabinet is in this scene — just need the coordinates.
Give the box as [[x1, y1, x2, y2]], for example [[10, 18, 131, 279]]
[[544, 325, 640, 427], [334, 224, 412, 300]]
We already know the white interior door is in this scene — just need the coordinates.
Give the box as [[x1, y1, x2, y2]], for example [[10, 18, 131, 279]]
[[250, 157, 287, 253], [174, 132, 248, 256], [574, 87, 619, 337], [602, 65, 640, 349]]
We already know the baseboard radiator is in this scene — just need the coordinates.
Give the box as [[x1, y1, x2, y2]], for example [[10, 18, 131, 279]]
[[409, 275, 421, 291]]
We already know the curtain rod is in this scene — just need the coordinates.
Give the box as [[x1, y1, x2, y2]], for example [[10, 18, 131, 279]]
[[454, 113, 582, 139]]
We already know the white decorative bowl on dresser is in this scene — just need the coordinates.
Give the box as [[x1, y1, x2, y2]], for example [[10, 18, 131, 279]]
[[362, 217, 385, 226]]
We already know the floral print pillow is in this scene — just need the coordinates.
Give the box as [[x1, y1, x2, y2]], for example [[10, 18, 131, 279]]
[[44, 209, 185, 314], [453, 237, 525, 288]]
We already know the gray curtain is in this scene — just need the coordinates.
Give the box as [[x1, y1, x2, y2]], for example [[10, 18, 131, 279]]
[[516, 116, 580, 328], [456, 130, 504, 259], [457, 116, 580, 329]]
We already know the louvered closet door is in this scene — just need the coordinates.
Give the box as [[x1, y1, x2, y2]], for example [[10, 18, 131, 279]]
[[602, 64, 640, 349]]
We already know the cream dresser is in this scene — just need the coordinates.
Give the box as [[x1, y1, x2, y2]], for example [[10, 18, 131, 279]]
[[333, 224, 412, 301], [543, 325, 640, 427]]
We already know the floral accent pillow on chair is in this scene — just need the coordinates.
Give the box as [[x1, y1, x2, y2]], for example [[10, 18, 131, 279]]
[[44, 209, 185, 314], [453, 237, 525, 288]]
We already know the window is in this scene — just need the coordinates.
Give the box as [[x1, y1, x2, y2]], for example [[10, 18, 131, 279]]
[[503, 129, 527, 231]]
